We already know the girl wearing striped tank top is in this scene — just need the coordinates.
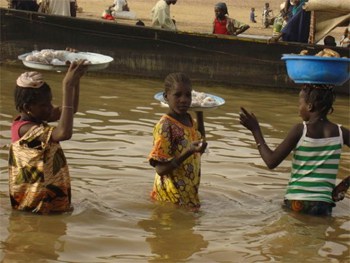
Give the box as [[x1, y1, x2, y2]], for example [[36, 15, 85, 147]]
[[239, 85, 350, 216]]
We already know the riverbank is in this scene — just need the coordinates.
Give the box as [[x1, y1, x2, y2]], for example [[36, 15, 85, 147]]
[[0, 0, 344, 41], [78, 0, 344, 41]]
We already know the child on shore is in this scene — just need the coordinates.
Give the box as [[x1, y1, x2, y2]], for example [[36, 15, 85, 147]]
[[8, 60, 88, 214], [239, 84, 350, 216], [262, 2, 273, 28], [149, 73, 207, 210], [250, 7, 257, 23], [213, 2, 250, 36]]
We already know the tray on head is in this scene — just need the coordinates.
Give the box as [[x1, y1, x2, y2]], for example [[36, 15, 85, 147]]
[[282, 54, 350, 85], [18, 50, 114, 71], [154, 91, 225, 111]]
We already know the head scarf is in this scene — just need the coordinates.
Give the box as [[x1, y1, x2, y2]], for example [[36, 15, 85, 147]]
[[215, 2, 228, 15], [16, 71, 44, 88]]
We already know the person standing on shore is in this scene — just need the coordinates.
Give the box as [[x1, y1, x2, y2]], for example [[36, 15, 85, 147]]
[[38, 0, 75, 16], [151, 0, 177, 31], [213, 2, 250, 36], [269, 0, 310, 43], [250, 7, 257, 23]]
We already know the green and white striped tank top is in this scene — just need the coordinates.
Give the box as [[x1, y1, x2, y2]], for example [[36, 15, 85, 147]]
[[285, 122, 343, 204]]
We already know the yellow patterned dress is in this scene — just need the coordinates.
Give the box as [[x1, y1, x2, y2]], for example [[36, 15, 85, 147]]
[[149, 114, 203, 208], [8, 122, 72, 214]]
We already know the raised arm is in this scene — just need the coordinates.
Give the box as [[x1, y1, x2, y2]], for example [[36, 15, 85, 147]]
[[47, 75, 81, 122], [239, 107, 302, 169], [51, 60, 87, 142]]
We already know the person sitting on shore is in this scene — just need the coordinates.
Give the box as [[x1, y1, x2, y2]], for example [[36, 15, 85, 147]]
[[151, 0, 177, 31], [213, 2, 250, 36], [108, 0, 137, 20]]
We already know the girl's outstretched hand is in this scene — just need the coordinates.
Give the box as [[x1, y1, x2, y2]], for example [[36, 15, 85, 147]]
[[239, 107, 260, 132], [63, 59, 88, 88]]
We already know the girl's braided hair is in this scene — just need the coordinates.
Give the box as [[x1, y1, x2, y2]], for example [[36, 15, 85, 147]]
[[164, 72, 192, 93], [301, 84, 336, 116], [14, 83, 51, 112]]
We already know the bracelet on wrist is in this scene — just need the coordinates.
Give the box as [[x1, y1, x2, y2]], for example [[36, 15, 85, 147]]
[[62, 105, 74, 109], [257, 142, 266, 148]]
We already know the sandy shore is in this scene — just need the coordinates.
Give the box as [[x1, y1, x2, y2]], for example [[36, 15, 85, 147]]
[[75, 0, 344, 40], [0, 0, 344, 40], [78, 0, 280, 36]]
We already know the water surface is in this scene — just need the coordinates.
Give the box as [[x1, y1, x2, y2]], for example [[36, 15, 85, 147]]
[[0, 65, 349, 262]]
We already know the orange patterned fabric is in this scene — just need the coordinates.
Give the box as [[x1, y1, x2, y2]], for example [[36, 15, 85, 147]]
[[8, 123, 71, 214], [149, 114, 203, 208], [284, 199, 333, 216], [290, 200, 304, 212]]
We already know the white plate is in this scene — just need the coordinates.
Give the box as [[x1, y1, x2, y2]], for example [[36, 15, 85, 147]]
[[154, 92, 225, 111], [18, 50, 114, 71]]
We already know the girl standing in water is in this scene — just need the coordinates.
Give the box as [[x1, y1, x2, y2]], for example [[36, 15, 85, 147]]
[[149, 73, 207, 210], [9, 60, 87, 214], [239, 84, 350, 216]]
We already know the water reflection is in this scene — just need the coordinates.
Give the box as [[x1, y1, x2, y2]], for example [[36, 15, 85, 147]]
[[251, 212, 349, 262], [2, 212, 67, 262], [138, 205, 208, 262]]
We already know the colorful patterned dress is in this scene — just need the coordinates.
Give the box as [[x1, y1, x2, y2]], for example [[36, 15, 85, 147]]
[[8, 120, 72, 214], [149, 114, 203, 208]]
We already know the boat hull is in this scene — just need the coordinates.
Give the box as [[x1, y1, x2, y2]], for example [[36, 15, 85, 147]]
[[1, 8, 349, 94]]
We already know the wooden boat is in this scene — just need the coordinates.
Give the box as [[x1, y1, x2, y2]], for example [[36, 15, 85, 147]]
[[0, 8, 349, 94]]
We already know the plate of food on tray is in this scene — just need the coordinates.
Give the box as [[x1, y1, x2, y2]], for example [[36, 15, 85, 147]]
[[18, 49, 114, 71], [154, 90, 225, 111]]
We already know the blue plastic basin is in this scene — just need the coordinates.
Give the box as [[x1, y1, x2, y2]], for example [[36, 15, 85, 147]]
[[281, 54, 350, 86]]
